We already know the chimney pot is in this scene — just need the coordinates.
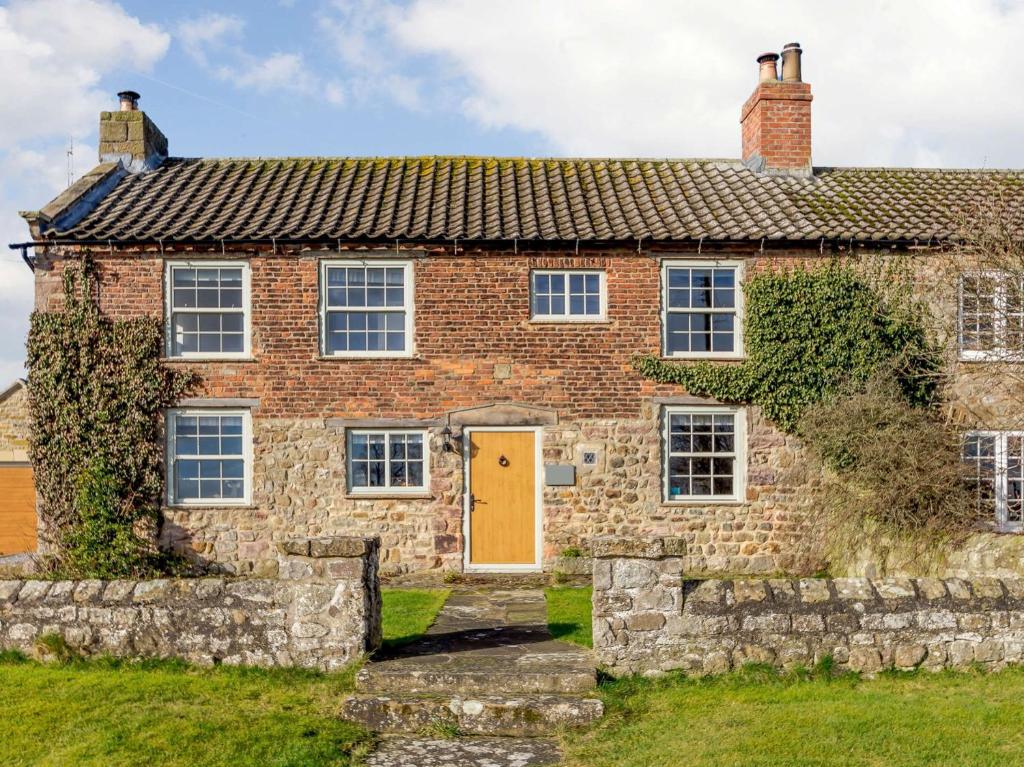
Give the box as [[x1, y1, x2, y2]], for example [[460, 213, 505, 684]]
[[117, 90, 140, 111], [756, 52, 780, 83], [781, 43, 803, 83]]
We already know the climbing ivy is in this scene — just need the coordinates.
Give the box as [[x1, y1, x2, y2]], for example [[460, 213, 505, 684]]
[[26, 258, 195, 576], [634, 261, 941, 432]]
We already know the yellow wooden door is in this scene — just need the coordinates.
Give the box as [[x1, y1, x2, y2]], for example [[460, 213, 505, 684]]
[[469, 431, 536, 565], [0, 466, 37, 555]]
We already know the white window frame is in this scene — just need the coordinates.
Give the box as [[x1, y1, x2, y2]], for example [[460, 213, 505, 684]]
[[958, 271, 1024, 361], [661, 258, 744, 359], [164, 260, 252, 360], [964, 430, 1024, 531], [662, 405, 746, 504], [529, 269, 608, 322], [346, 428, 430, 495], [165, 408, 253, 507], [320, 259, 415, 358]]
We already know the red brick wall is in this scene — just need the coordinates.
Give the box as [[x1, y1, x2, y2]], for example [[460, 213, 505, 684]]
[[36, 249, 758, 420]]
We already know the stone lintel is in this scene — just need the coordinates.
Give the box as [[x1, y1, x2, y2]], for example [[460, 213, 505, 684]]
[[650, 395, 728, 406], [448, 402, 558, 427], [591, 536, 687, 560], [178, 397, 260, 409], [326, 418, 442, 429]]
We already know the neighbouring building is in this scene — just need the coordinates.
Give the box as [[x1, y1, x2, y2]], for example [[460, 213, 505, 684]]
[[16, 45, 1024, 576], [0, 381, 36, 556]]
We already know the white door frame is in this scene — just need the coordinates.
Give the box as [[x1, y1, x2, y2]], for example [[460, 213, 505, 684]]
[[462, 425, 543, 572]]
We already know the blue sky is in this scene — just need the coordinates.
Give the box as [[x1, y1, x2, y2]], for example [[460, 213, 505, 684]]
[[2, 0, 1024, 383]]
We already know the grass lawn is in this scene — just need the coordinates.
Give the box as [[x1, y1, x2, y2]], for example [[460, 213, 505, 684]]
[[0, 587, 449, 767], [380, 588, 449, 649], [546, 585, 593, 647], [565, 666, 1024, 767]]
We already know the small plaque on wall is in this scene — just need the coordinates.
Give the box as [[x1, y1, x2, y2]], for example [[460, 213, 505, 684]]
[[544, 464, 576, 486]]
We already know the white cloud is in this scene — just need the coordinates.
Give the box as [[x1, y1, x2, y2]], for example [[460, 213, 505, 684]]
[[177, 12, 341, 103], [0, 0, 169, 383], [317, 0, 424, 110], [385, 0, 1024, 168]]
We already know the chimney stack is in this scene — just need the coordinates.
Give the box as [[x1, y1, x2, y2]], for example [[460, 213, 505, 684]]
[[741, 43, 812, 176], [99, 90, 167, 173]]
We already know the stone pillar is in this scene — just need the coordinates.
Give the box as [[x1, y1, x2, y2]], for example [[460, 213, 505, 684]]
[[276, 536, 382, 668], [591, 536, 687, 670]]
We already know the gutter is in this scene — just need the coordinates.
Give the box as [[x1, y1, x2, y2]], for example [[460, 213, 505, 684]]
[[8, 242, 36, 272]]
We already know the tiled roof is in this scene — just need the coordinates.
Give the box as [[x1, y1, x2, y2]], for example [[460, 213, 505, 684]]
[[32, 156, 1024, 244]]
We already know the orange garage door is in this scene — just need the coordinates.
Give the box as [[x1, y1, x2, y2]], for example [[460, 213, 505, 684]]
[[0, 465, 36, 555]]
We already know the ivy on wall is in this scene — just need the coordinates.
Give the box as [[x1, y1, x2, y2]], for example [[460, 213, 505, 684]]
[[634, 261, 940, 432], [26, 258, 195, 576]]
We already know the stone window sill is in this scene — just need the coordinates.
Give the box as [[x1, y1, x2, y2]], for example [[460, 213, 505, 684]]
[[526, 319, 613, 326], [318, 355, 422, 362], [344, 493, 435, 501], [162, 357, 257, 364], [164, 504, 259, 511], [660, 499, 746, 508]]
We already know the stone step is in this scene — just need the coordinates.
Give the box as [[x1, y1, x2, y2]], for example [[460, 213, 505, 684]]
[[356, 661, 597, 696], [340, 693, 604, 737]]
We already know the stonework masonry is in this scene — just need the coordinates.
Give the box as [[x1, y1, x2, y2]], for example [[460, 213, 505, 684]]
[[31, 246, 1024, 576], [593, 537, 1024, 676], [0, 381, 30, 462], [0, 536, 381, 670]]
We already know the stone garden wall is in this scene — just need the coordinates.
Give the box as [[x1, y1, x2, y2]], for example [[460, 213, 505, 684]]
[[593, 537, 1024, 676], [0, 536, 381, 671]]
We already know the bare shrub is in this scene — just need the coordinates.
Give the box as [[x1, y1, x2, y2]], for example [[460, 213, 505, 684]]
[[797, 373, 981, 570]]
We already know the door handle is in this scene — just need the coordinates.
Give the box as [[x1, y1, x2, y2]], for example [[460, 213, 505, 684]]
[[469, 494, 486, 512]]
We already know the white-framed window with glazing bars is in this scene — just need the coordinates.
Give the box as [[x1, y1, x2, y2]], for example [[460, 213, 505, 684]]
[[959, 272, 1024, 360], [166, 409, 252, 506], [320, 260, 414, 357], [165, 261, 251, 358], [663, 406, 745, 503], [346, 429, 429, 494], [530, 270, 607, 321], [963, 431, 1024, 531], [662, 259, 743, 358]]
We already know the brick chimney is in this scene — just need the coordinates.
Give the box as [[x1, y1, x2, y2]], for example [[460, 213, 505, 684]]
[[740, 43, 812, 176], [98, 90, 168, 172]]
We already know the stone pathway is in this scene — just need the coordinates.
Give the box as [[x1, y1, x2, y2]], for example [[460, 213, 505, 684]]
[[345, 588, 602, 764], [366, 737, 561, 767]]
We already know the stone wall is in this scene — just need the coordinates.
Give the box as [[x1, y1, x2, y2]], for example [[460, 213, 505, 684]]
[[0, 381, 30, 462], [0, 536, 380, 671], [593, 537, 1024, 676], [160, 405, 809, 577]]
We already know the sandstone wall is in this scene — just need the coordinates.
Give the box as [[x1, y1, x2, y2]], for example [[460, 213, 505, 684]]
[[0, 381, 30, 462], [160, 405, 810, 577], [593, 537, 1024, 676], [0, 536, 381, 671]]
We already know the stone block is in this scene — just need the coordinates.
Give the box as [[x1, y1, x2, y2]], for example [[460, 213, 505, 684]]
[[833, 578, 875, 601], [970, 578, 1005, 599], [974, 639, 1003, 664], [1003, 579, 1024, 600], [874, 578, 916, 600], [792, 613, 825, 633], [592, 560, 612, 591], [741, 613, 791, 633], [133, 580, 173, 603], [309, 536, 376, 559], [0, 581, 23, 603], [848, 647, 883, 673], [612, 559, 656, 590], [798, 579, 831, 604], [732, 580, 768, 603], [625, 612, 667, 632], [945, 578, 972, 600], [17, 581, 51, 602], [947, 640, 975, 668], [688, 580, 725, 605], [915, 577, 947, 601], [767, 579, 797, 601], [893, 643, 926, 669]]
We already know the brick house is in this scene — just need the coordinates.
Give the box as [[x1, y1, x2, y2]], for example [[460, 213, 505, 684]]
[[17, 45, 1024, 576]]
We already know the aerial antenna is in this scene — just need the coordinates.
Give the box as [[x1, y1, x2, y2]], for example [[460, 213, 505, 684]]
[[66, 136, 75, 188]]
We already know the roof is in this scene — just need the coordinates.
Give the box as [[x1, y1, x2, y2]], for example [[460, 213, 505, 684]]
[[25, 156, 1024, 245]]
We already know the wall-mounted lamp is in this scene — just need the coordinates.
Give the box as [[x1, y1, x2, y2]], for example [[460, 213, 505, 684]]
[[442, 424, 458, 452]]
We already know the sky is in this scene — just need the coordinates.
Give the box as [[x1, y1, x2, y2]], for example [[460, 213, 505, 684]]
[[1, 0, 1024, 383]]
